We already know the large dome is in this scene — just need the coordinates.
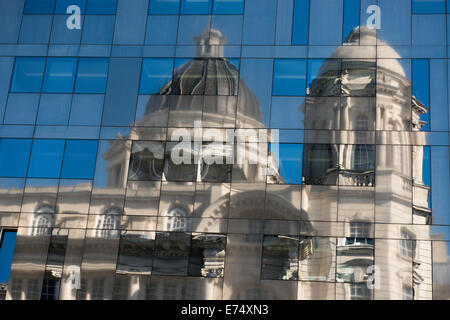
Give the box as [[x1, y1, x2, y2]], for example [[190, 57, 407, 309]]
[[142, 29, 264, 127]]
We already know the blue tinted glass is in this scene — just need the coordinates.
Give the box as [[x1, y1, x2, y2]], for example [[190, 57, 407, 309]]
[[0, 231, 17, 284], [423, 146, 431, 187], [213, 0, 244, 14], [270, 144, 303, 184], [210, 15, 243, 45], [62, 140, 98, 179], [75, 58, 109, 94], [50, 15, 84, 44], [292, 0, 310, 45], [412, 59, 430, 131], [24, 0, 56, 14], [10, 58, 46, 93], [82, 15, 115, 44], [177, 15, 211, 45], [69, 94, 104, 126], [149, 0, 180, 14], [37, 94, 72, 125], [145, 15, 179, 45], [270, 97, 304, 129], [28, 139, 65, 178], [86, 0, 117, 14], [55, 0, 86, 14], [4, 93, 39, 125], [43, 58, 77, 93], [413, 0, 445, 13], [19, 15, 53, 44], [273, 59, 307, 96], [342, 0, 360, 42], [181, 0, 212, 14], [0, 139, 32, 178], [140, 58, 174, 94]]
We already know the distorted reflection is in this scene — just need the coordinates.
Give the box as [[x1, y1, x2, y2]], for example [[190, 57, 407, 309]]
[[4, 23, 449, 301]]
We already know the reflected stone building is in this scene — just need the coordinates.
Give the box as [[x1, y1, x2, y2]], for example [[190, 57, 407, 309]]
[[0, 23, 449, 301]]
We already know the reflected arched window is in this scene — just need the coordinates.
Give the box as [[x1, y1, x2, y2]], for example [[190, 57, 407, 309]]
[[95, 208, 121, 238], [164, 207, 189, 232], [32, 207, 54, 236], [352, 145, 375, 170], [128, 141, 164, 181]]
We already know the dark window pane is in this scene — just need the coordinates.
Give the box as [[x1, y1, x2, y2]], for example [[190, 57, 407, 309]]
[[75, 58, 109, 94], [303, 144, 338, 185], [149, 0, 180, 14], [273, 59, 307, 96], [43, 58, 77, 93], [28, 139, 65, 178], [0, 231, 17, 284], [55, 0, 86, 14], [0, 139, 32, 178], [412, 0, 446, 13], [153, 232, 190, 276], [292, 0, 310, 45], [117, 232, 155, 274], [24, 0, 56, 14], [181, 0, 212, 14], [10, 58, 46, 93], [212, 0, 244, 14], [86, 0, 117, 14], [61, 140, 98, 179], [262, 235, 299, 280]]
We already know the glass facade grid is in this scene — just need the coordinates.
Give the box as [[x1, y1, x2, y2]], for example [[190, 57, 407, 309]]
[[0, 0, 449, 301]]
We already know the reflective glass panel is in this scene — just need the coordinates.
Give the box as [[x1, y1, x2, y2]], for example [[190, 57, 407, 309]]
[[24, 0, 56, 14], [181, 0, 212, 14], [0, 139, 32, 178], [262, 235, 299, 280], [86, 0, 117, 14], [149, 0, 180, 14], [0, 230, 17, 284], [212, 0, 244, 14], [412, 0, 446, 13], [43, 58, 77, 93], [74, 58, 109, 94], [28, 139, 65, 179], [61, 140, 98, 179], [10, 58, 45, 93], [140, 59, 173, 95], [273, 59, 307, 96]]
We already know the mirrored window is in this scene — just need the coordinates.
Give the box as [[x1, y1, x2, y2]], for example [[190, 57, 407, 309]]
[[0, 230, 17, 286], [268, 144, 303, 185], [69, 94, 104, 126], [412, 59, 430, 131], [303, 144, 338, 185], [61, 140, 98, 179], [273, 59, 307, 96], [0, 139, 32, 178], [181, 0, 212, 14], [10, 58, 46, 93], [188, 233, 226, 277], [140, 59, 173, 95], [412, 0, 446, 13], [153, 232, 190, 276], [37, 94, 72, 125], [82, 15, 115, 44], [292, 0, 310, 45], [128, 141, 165, 181], [149, 0, 180, 14], [43, 58, 77, 93], [4, 93, 40, 125], [28, 140, 65, 179], [261, 235, 299, 280], [19, 15, 52, 44], [86, 0, 117, 14], [24, 0, 56, 14], [55, 0, 86, 14], [75, 58, 109, 94], [213, 0, 244, 14]]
